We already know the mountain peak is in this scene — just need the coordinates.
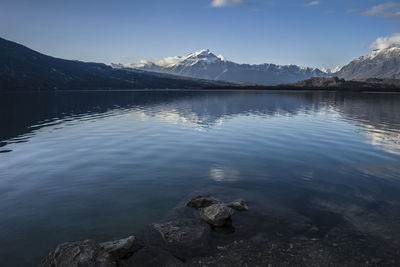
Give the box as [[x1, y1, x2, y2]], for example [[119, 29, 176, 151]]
[[187, 49, 216, 59], [321, 66, 341, 74], [192, 49, 210, 55], [180, 49, 226, 66], [337, 45, 400, 80], [363, 46, 400, 61], [125, 49, 329, 85]]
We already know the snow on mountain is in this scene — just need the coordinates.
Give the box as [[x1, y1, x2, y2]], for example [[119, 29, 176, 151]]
[[337, 46, 400, 80], [113, 45, 400, 84], [117, 50, 329, 85], [321, 66, 341, 75]]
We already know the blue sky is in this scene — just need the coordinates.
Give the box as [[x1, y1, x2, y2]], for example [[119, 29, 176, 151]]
[[0, 0, 399, 69]]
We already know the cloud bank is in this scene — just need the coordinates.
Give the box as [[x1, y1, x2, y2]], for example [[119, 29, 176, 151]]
[[361, 2, 400, 19], [369, 33, 400, 50], [211, 0, 245, 7]]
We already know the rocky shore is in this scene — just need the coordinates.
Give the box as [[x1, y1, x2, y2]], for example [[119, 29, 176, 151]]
[[41, 194, 400, 267]]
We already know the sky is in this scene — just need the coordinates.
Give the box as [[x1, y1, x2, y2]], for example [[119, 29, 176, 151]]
[[0, 0, 399, 69]]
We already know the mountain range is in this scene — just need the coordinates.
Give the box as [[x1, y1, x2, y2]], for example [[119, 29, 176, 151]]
[[120, 46, 400, 85], [0, 36, 399, 91], [115, 49, 330, 85], [0, 37, 233, 91]]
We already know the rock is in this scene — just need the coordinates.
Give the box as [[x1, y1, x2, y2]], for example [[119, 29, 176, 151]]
[[41, 237, 142, 267], [99, 236, 142, 260], [228, 199, 248, 211], [153, 219, 209, 245], [150, 219, 211, 258], [40, 239, 115, 267], [186, 196, 219, 209], [201, 203, 235, 227]]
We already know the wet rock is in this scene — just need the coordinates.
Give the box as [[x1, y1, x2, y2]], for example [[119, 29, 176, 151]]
[[201, 203, 235, 227], [99, 236, 142, 260], [152, 219, 210, 245], [150, 219, 211, 258], [40, 239, 115, 267], [186, 196, 219, 209], [228, 199, 248, 211], [41, 237, 142, 267]]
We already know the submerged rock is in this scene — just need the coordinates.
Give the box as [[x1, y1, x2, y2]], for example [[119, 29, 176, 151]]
[[41, 195, 249, 265], [186, 196, 219, 209], [228, 199, 248, 211], [150, 219, 211, 258], [212, 218, 236, 234], [41, 236, 142, 267], [201, 203, 235, 227], [99, 236, 142, 260], [152, 219, 210, 246]]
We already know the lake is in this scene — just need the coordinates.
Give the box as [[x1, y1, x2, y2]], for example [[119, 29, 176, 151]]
[[1, 90, 400, 266]]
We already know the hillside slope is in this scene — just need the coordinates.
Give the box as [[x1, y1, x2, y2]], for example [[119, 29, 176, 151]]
[[337, 47, 400, 80]]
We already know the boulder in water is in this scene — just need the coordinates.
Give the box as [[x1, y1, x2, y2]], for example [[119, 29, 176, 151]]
[[40, 239, 114, 267], [201, 203, 235, 227], [228, 199, 248, 211], [186, 196, 220, 209], [40, 236, 142, 267]]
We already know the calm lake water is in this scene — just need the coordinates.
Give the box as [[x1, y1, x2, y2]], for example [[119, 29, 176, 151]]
[[1, 90, 400, 266]]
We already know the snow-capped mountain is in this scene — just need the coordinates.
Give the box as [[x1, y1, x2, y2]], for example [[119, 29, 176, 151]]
[[321, 66, 341, 75], [337, 46, 400, 80], [118, 49, 329, 85]]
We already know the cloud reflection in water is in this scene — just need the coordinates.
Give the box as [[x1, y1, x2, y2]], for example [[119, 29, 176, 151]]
[[210, 165, 241, 182]]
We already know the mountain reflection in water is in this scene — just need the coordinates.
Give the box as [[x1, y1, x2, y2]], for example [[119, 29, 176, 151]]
[[1, 91, 399, 154]]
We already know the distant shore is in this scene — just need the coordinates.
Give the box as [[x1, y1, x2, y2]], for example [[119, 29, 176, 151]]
[[3, 77, 400, 93]]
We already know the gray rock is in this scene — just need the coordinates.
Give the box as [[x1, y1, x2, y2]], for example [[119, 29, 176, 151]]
[[151, 219, 211, 258], [228, 199, 248, 211], [186, 196, 219, 209], [153, 219, 209, 245], [99, 236, 142, 259], [40, 239, 115, 267], [41, 237, 142, 267], [201, 203, 235, 227]]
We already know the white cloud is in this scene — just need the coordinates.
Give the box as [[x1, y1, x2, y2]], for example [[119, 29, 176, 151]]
[[361, 2, 400, 19], [305, 1, 320, 7], [211, 0, 245, 7], [369, 33, 400, 50]]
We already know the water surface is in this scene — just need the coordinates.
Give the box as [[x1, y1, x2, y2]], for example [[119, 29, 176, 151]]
[[0, 91, 400, 266]]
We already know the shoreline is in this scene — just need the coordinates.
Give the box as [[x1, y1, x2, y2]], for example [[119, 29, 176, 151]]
[[2, 88, 400, 93], [40, 192, 400, 267]]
